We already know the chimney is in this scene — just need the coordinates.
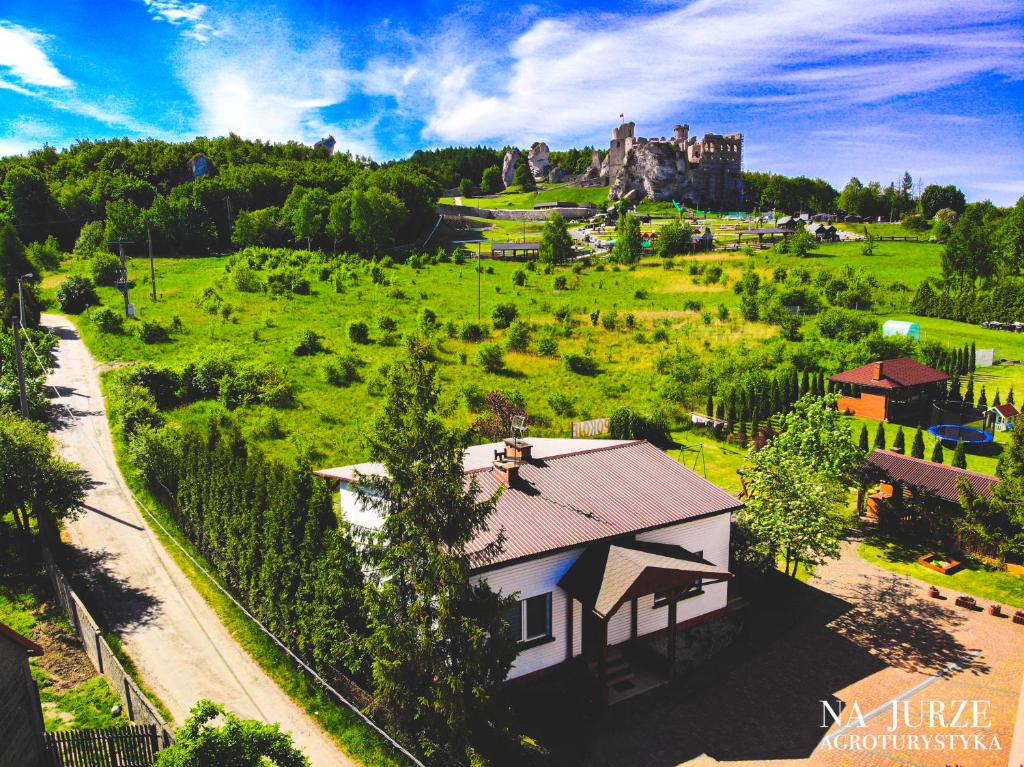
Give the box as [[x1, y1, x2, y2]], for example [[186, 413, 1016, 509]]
[[872, 361, 884, 381], [503, 438, 533, 463], [492, 459, 519, 486]]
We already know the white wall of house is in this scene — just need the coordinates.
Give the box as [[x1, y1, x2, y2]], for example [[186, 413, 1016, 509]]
[[472, 511, 731, 680], [472, 549, 583, 679]]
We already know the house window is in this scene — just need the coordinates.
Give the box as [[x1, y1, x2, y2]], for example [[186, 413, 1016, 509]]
[[505, 593, 553, 648]]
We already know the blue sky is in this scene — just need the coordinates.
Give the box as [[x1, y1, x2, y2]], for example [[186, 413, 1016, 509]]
[[1, 0, 1023, 203]]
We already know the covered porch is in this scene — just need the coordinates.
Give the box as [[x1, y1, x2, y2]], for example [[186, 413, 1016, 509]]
[[559, 540, 733, 704]]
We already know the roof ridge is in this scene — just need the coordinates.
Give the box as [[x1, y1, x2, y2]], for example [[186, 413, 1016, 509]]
[[463, 439, 647, 475], [872, 449, 998, 481]]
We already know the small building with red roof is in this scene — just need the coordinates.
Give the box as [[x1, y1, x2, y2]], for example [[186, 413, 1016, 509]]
[[986, 402, 1019, 432], [829, 357, 949, 422], [317, 438, 741, 698]]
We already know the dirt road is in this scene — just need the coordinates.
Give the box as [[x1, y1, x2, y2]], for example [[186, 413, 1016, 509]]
[[41, 313, 354, 767]]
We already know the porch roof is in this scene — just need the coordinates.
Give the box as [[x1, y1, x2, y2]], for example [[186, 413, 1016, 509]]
[[558, 540, 733, 620]]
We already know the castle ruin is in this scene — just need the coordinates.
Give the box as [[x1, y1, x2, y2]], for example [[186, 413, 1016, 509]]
[[601, 121, 743, 207]]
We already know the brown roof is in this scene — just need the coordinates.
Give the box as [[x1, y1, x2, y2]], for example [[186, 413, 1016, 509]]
[[558, 541, 732, 619], [829, 358, 948, 390], [992, 403, 1020, 418], [865, 450, 998, 503], [0, 621, 43, 656], [469, 441, 740, 569]]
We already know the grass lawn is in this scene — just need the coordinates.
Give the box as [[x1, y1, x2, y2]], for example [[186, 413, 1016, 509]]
[[858, 536, 1024, 608], [442, 185, 610, 210], [44, 253, 767, 467]]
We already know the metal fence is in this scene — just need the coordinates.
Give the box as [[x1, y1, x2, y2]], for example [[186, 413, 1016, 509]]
[[43, 550, 175, 747], [43, 724, 164, 767]]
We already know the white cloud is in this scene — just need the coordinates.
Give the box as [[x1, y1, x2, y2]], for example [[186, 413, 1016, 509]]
[[179, 15, 355, 145], [406, 0, 1024, 147], [141, 0, 218, 42], [0, 21, 73, 90]]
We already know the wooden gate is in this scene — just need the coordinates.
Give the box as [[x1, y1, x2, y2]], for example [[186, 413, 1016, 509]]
[[43, 724, 167, 767]]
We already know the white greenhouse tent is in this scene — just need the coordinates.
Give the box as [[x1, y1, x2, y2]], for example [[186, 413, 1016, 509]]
[[882, 320, 921, 341]]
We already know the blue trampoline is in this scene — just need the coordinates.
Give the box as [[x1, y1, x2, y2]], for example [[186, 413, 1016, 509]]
[[927, 424, 993, 445]]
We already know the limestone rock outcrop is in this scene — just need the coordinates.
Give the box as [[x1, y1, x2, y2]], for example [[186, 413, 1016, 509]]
[[609, 141, 689, 202], [528, 142, 551, 180], [501, 150, 520, 188]]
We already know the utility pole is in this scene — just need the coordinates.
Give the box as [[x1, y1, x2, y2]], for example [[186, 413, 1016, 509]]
[[110, 240, 133, 317], [147, 221, 156, 301], [476, 242, 481, 322], [13, 273, 32, 419]]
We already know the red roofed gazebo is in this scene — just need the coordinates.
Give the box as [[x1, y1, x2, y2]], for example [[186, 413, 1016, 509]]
[[830, 358, 948, 422]]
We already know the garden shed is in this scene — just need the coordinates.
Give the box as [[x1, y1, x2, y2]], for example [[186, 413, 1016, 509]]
[[882, 320, 921, 341]]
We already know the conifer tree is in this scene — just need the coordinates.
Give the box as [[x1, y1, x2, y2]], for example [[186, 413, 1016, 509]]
[[995, 390, 1002, 408], [892, 427, 905, 454], [356, 336, 517, 760], [706, 393, 714, 418], [1009, 386, 1016, 405], [930, 439, 944, 463], [951, 441, 967, 469], [949, 374, 961, 401], [873, 422, 886, 450], [858, 425, 869, 452], [800, 370, 810, 395], [911, 427, 926, 459], [965, 374, 974, 406], [969, 341, 976, 372], [978, 385, 988, 410]]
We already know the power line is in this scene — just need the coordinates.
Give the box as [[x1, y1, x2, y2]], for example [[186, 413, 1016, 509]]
[[20, 326, 428, 767]]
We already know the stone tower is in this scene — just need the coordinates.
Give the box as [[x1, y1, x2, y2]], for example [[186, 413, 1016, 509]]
[[606, 122, 636, 181]]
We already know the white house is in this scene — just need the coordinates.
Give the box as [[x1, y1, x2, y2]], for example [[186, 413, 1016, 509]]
[[987, 402, 1019, 432], [316, 438, 740, 696]]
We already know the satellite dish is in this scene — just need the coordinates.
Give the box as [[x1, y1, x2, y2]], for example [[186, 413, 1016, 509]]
[[511, 415, 527, 446]]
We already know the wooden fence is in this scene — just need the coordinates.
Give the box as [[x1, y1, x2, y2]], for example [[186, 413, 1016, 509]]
[[43, 724, 166, 767], [42, 550, 175, 747]]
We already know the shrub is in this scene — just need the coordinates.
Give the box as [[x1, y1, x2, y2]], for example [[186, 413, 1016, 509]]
[[492, 303, 518, 329], [293, 329, 325, 356], [512, 270, 527, 287], [250, 412, 285, 440], [231, 264, 264, 293], [624, 313, 636, 329], [137, 320, 170, 344], [179, 356, 234, 402], [348, 321, 370, 344], [419, 307, 438, 333], [462, 383, 486, 411], [461, 322, 487, 342], [370, 265, 388, 285], [120, 364, 180, 409], [477, 343, 506, 373], [553, 275, 568, 290], [90, 306, 123, 334], [564, 353, 598, 375], [506, 319, 530, 351], [377, 316, 397, 332], [112, 383, 163, 440], [601, 310, 618, 331], [548, 392, 576, 417], [684, 300, 702, 312], [91, 252, 122, 286], [57, 275, 99, 313], [536, 335, 558, 357], [608, 406, 670, 444], [717, 304, 729, 321], [323, 353, 362, 386], [219, 364, 293, 409], [652, 327, 669, 343]]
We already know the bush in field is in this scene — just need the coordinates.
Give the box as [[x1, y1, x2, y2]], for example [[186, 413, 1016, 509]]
[[460, 322, 487, 342], [477, 343, 505, 373], [377, 316, 397, 332], [137, 320, 170, 344], [219, 364, 293, 409], [536, 334, 558, 357], [89, 306, 124, 334], [111, 382, 163, 439], [348, 321, 370, 345], [564, 353, 598, 375], [323, 353, 362, 386], [120, 364, 181, 409], [548, 392, 576, 417], [491, 303, 518, 329], [461, 383, 486, 411], [57, 275, 99, 314], [512, 270, 527, 287], [293, 329, 326, 356], [505, 320, 530, 351], [231, 264, 264, 293], [91, 252, 122, 287]]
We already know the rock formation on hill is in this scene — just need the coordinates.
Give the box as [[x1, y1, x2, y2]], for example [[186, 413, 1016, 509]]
[[501, 150, 520, 188], [528, 142, 551, 180]]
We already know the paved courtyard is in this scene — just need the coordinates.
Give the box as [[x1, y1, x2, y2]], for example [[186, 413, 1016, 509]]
[[582, 540, 1024, 767]]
